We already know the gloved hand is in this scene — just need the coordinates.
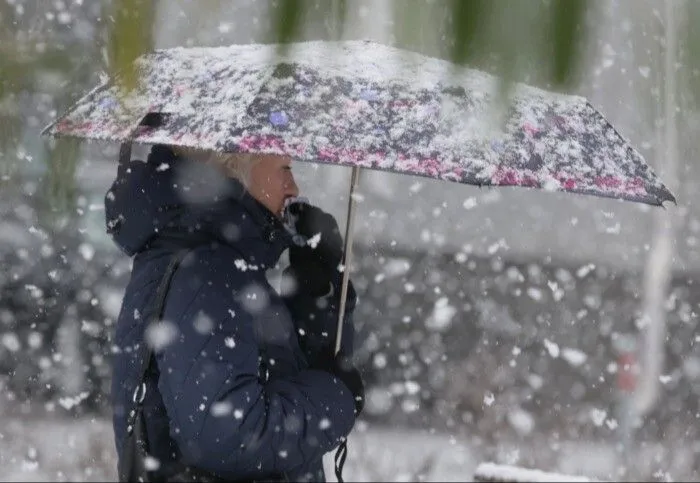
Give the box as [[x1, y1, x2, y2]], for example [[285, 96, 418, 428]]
[[285, 201, 345, 297], [312, 354, 365, 416], [282, 199, 357, 361]]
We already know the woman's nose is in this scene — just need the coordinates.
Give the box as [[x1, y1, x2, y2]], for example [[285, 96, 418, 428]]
[[285, 176, 299, 198]]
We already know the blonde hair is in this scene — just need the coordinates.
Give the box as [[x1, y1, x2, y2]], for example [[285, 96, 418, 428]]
[[172, 146, 259, 188]]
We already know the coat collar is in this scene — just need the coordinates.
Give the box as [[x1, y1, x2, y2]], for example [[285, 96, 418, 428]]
[[160, 147, 294, 269]]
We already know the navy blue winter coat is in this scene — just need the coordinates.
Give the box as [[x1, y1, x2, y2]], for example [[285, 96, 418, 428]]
[[106, 145, 358, 482]]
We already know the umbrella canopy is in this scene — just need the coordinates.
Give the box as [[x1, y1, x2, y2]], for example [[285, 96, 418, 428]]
[[43, 40, 675, 206]]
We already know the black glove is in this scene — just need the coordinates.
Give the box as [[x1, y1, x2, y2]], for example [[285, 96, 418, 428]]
[[286, 202, 344, 297], [312, 354, 365, 416]]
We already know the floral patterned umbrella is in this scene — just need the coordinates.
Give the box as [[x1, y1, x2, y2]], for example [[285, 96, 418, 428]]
[[43, 39, 675, 206]]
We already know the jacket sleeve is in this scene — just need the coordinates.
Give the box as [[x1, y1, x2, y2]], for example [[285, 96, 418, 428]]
[[282, 267, 357, 363], [155, 279, 357, 478]]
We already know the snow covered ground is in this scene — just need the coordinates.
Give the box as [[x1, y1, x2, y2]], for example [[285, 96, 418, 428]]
[[0, 414, 691, 482]]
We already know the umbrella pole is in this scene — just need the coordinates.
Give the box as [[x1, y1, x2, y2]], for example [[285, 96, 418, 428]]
[[335, 166, 361, 356]]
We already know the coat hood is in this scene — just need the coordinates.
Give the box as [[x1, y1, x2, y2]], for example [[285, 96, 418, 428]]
[[104, 144, 292, 266]]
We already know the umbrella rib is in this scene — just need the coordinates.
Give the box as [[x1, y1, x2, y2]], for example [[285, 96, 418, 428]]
[[335, 166, 362, 356]]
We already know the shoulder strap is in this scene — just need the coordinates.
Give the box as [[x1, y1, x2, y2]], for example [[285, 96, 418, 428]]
[[132, 249, 192, 406]]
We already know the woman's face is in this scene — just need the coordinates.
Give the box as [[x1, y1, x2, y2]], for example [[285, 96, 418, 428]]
[[247, 154, 299, 217]]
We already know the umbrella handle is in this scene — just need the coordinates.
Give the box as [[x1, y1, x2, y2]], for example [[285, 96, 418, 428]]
[[335, 167, 361, 356]]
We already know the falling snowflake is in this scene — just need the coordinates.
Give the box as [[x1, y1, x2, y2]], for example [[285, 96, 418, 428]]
[[401, 399, 420, 413], [128, 455, 153, 474], [507, 407, 534, 435], [307, 233, 322, 249], [373, 353, 387, 369], [462, 197, 477, 209], [24, 285, 44, 299], [2, 333, 21, 352], [527, 287, 544, 301], [218, 22, 232, 33], [576, 263, 596, 278], [194, 312, 214, 334], [425, 297, 456, 331], [78, 243, 95, 261], [561, 348, 587, 367], [405, 381, 421, 395], [235, 259, 258, 272], [547, 280, 564, 301], [211, 401, 232, 417], [145, 320, 179, 351], [543, 339, 560, 358], [58, 391, 90, 410], [590, 408, 607, 427]]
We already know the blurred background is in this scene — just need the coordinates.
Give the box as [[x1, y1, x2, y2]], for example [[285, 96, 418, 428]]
[[0, 0, 699, 481]]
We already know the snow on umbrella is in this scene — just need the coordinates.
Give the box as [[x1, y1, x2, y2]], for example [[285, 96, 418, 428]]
[[42, 39, 677, 352], [43, 40, 675, 206]]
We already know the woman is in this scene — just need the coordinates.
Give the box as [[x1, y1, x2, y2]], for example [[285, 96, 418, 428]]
[[106, 144, 364, 482]]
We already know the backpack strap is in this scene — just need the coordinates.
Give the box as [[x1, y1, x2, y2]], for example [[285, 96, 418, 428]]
[[130, 249, 191, 411]]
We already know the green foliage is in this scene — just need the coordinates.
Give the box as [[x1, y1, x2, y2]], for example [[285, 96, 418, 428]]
[[391, 0, 588, 91], [273, 0, 348, 57], [0, 48, 26, 180], [392, 0, 431, 54], [548, 0, 587, 88], [107, 0, 154, 94], [38, 137, 81, 230], [329, 0, 348, 41], [0, 53, 28, 102], [271, 0, 589, 109], [450, 0, 491, 67], [684, 0, 700, 107], [274, 0, 304, 47], [0, 113, 21, 183]]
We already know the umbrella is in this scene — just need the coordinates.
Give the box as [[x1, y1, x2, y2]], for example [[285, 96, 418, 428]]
[[42, 40, 677, 353]]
